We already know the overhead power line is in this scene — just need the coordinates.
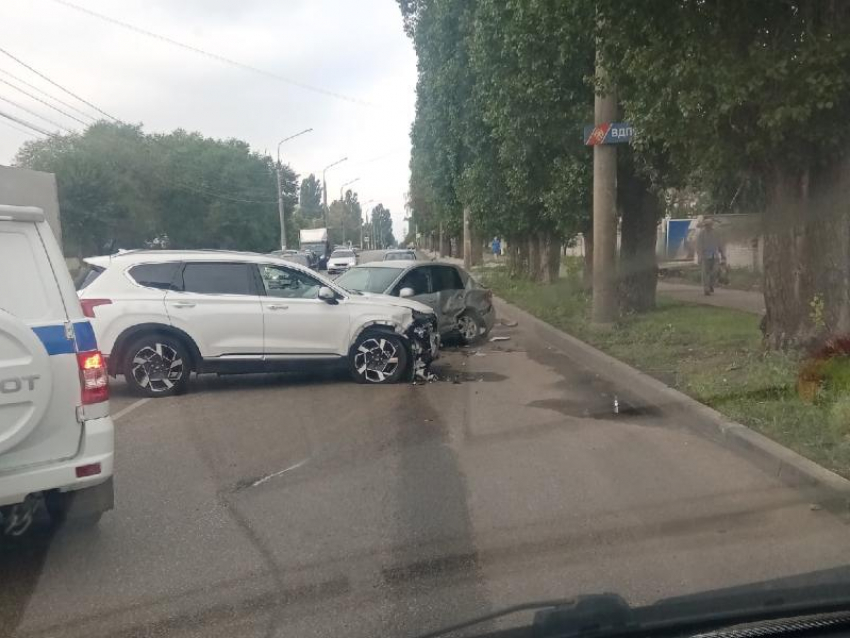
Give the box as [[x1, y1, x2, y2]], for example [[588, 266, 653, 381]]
[[0, 45, 279, 205], [0, 115, 43, 138], [0, 94, 74, 132], [0, 66, 99, 122], [49, 0, 375, 107], [0, 77, 89, 126], [0, 46, 118, 121], [0, 109, 54, 137]]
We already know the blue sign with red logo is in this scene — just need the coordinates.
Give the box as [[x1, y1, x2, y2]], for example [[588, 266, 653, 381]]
[[583, 122, 634, 145]]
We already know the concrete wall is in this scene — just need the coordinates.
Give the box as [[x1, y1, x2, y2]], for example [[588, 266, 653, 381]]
[[0, 165, 62, 244]]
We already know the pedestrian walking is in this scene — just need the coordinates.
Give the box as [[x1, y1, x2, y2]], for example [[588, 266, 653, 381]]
[[696, 217, 725, 295], [491, 237, 501, 259]]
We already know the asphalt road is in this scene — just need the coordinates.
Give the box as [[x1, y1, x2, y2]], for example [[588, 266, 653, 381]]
[[3, 252, 850, 638]]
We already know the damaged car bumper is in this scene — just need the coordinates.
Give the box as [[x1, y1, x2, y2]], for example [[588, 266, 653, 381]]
[[406, 310, 440, 380]]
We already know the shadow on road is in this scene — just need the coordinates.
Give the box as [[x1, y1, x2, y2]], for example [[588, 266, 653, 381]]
[[0, 512, 54, 638]]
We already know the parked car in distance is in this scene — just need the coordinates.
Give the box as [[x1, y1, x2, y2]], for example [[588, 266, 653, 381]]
[[77, 250, 439, 396], [0, 204, 114, 535], [327, 249, 357, 275], [335, 260, 496, 343], [269, 250, 313, 270], [383, 249, 417, 261]]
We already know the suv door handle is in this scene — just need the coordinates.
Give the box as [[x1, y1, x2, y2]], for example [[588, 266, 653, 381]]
[[171, 302, 195, 308], [267, 304, 289, 310]]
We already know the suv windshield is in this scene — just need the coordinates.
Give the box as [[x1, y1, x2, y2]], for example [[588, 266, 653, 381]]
[[336, 266, 403, 293], [331, 250, 354, 258]]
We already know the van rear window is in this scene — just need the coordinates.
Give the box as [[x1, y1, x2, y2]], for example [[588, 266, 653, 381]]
[[74, 265, 105, 291]]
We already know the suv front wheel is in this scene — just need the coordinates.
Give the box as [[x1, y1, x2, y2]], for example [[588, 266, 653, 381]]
[[349, 331, 409, 384], [123, 334, 190, 397]]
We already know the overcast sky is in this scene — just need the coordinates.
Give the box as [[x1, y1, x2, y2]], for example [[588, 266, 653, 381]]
[[0, 0, 417, 239]]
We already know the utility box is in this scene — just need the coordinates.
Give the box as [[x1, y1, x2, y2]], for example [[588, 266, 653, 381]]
[[0, 165, 62, 245]]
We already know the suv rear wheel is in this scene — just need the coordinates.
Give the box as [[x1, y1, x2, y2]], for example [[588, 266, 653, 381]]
[[123, 334, 190, 397], [349, 331, 409, 384]]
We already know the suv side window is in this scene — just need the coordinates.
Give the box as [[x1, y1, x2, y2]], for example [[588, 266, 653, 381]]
[[393, 266, 431, 296], [259, 265, 322, 299], [429, 265, 464, 292], [128, 262, 181, 290], [179, 263, 255, 296]]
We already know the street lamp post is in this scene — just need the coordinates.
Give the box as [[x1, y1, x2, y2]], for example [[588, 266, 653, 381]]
[[339, 178, 360, 245], [276, 128, 313, 250], [322, 157, 348, 227], [359, 199, 375, 249]]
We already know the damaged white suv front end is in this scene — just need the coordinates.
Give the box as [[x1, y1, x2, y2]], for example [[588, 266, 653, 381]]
[[343, 294, 440, 383]]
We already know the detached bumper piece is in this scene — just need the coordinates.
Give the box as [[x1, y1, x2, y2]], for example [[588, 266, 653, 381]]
[[407, 312, 439, 382]]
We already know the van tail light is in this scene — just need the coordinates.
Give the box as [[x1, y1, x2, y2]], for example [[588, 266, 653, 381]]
[[77, 350, 109, 404], [80, 298, 112, 318]]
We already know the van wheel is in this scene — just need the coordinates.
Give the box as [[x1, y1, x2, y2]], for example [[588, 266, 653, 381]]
[[457, 311, 485, 344], [123, 334, 190, 397], [349, 331, 409, 384]]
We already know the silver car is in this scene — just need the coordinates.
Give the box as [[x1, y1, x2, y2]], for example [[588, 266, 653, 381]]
[[335, 260, 496, 342]]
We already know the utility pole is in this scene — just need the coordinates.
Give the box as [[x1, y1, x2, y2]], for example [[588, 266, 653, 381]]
[[360, 199, 375, 249], [322, 157, 348, 228], [276, 128, 313, 250], [339, 178, 360, 245], [592, 50, 618, 325]]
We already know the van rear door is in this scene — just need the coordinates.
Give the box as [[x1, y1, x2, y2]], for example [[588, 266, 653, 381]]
[[0, 206, 83, 472]]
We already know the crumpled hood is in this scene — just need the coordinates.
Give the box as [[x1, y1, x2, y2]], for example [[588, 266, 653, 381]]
[[350, 291, 434, 314]]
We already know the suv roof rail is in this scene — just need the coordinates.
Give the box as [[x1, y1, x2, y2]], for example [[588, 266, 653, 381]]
[[0, 204, 45, 222]]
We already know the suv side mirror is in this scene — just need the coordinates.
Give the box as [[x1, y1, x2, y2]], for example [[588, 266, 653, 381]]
[[399, 287, 415, 298], [318, 286, 338, 304]]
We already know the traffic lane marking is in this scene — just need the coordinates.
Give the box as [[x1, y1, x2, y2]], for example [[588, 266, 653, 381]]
[[112, 398, 150, 421]]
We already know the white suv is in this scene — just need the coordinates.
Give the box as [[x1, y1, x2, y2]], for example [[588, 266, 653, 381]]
[[0, 205, 114, 535], [77, 250, 439, 396]]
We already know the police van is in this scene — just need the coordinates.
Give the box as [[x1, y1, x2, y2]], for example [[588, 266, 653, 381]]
[[0, 204, 114, 535]]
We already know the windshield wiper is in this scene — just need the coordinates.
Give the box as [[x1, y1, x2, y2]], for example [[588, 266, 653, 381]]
[[412, 584, 850, 638]]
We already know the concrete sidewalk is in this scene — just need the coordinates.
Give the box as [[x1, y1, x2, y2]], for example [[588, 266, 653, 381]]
[[657, 281, 765, 315]]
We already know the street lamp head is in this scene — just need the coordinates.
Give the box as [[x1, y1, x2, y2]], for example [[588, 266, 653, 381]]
[[323, 156, 349, 173], [277, 128, 313, 162]]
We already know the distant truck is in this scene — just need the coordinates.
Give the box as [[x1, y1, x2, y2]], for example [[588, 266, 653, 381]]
[[300, 227, 330, 270]]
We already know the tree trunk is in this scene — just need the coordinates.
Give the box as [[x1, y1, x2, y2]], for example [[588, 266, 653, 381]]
[[582, 225, 594, 291], [470, 226, 483, 266], [462, 207, 472, 268], [761, 158, 850, 349], [527, 234, 543, 281], [511, 234, 529, 278], [440, 233, 451, 258], [539, 232, 561, 284], [618, 154, 660, 313]]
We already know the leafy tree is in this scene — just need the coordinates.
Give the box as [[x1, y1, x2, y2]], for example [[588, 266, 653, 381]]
[[371, 204, 395, 248], [597, 0, 850, 345], [327, 189, 363, 246], [298, 174, 323, 219], [15, 122, 295, 256]]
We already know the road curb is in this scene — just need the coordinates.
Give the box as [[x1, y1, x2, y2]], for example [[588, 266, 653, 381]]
[[493, 297, 850, 507]]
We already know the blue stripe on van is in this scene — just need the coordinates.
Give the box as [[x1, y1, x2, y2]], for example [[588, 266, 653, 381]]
[[73, 321, 98, 351], [31, 325, 75, 355], [30, 321, 98, 356]]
